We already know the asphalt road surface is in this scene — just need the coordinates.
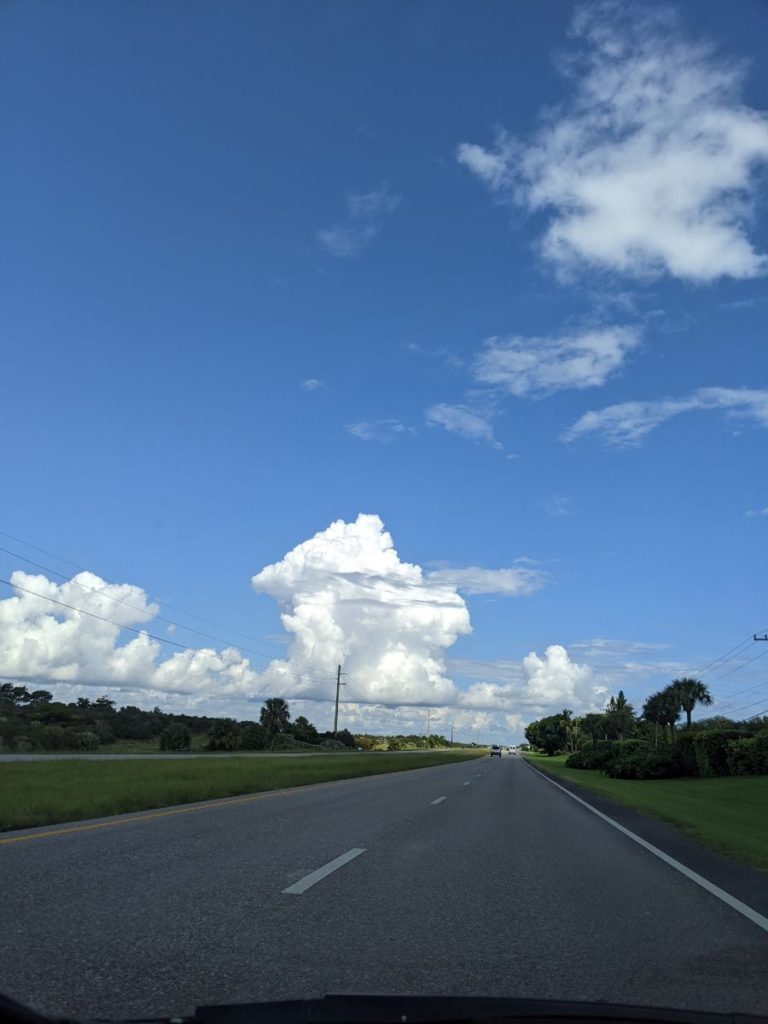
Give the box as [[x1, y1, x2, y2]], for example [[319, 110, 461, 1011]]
[[2, 755, 767, 1019]]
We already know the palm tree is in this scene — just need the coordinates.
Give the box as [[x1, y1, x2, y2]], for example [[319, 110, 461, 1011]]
[[560, 708, 576, 752], [642, 691, 679, 745], [659, 686, 682, 741], [581, 712, 607, 749], [642, 692, 663, 746], [605, 690, 636, 740], [260, 697, 291, 737], [671, 677, 713, 729]]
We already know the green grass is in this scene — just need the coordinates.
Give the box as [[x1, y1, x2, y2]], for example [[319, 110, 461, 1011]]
[[523, 752, 768, 872], [0, 750, 485, 832]]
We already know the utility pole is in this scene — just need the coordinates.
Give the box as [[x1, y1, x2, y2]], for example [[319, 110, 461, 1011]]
[[333, 664, 342, 736], [450, 720, 454, 745]]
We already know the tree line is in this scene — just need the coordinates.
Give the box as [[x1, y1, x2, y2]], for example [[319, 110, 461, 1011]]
[[524, 678, 768, 779], [0, 683, 462, 754]]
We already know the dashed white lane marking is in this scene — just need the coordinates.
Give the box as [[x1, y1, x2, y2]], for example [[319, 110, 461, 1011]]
[[430, 796, 447, 805], [525, 761, 768, 935], [462, 781, 471, 786], [282, 847, 366, 895]]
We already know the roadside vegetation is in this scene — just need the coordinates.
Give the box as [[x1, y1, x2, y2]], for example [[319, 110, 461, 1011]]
[[523, 752, 768, 872], [524, 680, 768, 781], [0, 684, 478, 755], [0, 750, 485, 832]]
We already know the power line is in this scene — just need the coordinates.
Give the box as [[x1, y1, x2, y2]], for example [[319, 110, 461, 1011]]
[[0, 529, 288, 653], [0, 545, 289, 666], [707, 648, 768, 686], [0, 576, 340, 697], [0, 576, 194, 652], [712, 678, 768, 713]]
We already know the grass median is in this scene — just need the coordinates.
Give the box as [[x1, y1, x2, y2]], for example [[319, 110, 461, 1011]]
[[523, 752, 768, 872], [0, 750, 485, 832]]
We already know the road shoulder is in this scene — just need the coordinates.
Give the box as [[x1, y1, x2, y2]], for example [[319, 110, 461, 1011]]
[[522, 756, 768, 920]]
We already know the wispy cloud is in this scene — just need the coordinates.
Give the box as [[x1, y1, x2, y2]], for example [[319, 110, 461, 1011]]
[[346, 419, 410, 443], [317, 185, 400, 258], [458, 2, 768, 282], [563, 387, 768, 446], [475, 326, 641, 397], [427, 565, 544, 596], [746, 507, 768, 518], [541, 495, 572, 517], [301, 378, 324, 391], [425, 402, 501, 449]]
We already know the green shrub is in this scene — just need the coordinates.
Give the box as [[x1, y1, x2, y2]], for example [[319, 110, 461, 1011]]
[[603, 747, 678, 780], [207, 719, 241, 751], [671, 732, 698, 776], [565, 750, 591, 768], [39, 725, 66, 751], [159, 723, 192, 752], [693, 730, 748, 777], [726, 738, 758, 776], [239, 722, 268, 750], [755, 731, 768, 773], [71, 731, 99, 751]]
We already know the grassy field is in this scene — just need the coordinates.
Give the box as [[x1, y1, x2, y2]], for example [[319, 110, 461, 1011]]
[[524, 752, 768, 872], [0, 750, 485, 832]]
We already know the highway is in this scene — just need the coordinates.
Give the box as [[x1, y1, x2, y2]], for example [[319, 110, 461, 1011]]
[[2, 754, 767, 1019]]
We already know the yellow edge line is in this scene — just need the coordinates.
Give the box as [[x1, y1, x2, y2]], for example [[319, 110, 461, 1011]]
[[0, 776, 366, 846]]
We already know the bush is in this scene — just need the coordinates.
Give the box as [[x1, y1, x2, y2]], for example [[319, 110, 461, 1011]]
[[725, 738, 758, 776], [39, 725, 67, 751], [755, 731, 768, 773], [239, 722, 268, 750], [565, 743, 621, 770], [565, 750, 592, 768], [602, 747, 678, 780], [94, 719, 116, 745], [207, 719, 241, 751], [70, 731, 99, 751], [693, 730, 747, 777], [159, 723, 192, 752], [671, 731, 699, 776], [320, 738, 346, 751]]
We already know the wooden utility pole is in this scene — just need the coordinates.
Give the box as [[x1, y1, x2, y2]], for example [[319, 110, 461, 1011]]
[[333, 664, 342, 736]]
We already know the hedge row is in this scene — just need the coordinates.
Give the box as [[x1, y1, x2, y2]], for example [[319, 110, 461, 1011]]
[[565, 730, 768, 780]]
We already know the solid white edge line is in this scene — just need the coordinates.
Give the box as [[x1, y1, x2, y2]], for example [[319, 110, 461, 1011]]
[[430, 796, 447, 805], [524, 760, 768, 934], [282, 847, 366, 895]]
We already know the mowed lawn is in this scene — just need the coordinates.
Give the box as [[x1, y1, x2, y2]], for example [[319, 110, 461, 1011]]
[[524, 753, 768, 872], [0, 750, 485, 832]]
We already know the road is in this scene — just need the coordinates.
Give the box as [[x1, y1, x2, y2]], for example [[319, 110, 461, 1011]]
[[2, 754, 767, 1019]]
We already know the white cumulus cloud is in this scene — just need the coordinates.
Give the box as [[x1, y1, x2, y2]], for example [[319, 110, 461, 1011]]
[[346, 420, 409, 443], [457, 645, 606, 714], [301, 378, 324, 391], [563, 386, 768, 446], [474, 327, 641, 397], [458, 2, 768, 282]]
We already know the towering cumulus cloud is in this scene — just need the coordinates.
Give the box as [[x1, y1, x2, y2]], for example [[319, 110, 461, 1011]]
[[252, 514, 469, 704]]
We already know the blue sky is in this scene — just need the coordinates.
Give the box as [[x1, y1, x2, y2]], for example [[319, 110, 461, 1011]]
[[1, 0, 767, 740]]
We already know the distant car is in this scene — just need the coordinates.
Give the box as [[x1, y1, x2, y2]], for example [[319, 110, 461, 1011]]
[[490, 745, 502, 757]]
